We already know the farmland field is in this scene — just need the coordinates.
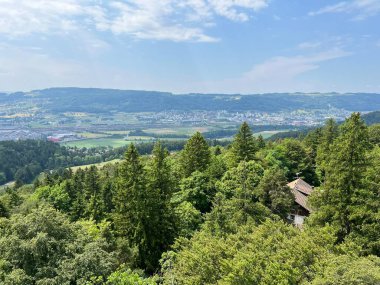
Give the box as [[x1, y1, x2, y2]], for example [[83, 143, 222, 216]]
[[69, 159, 121, 172], [254, 130, 287, 139], [61, 138, 136, 148]]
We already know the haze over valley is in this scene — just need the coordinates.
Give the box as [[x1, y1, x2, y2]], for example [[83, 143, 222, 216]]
[[1, 87, 380, 145]]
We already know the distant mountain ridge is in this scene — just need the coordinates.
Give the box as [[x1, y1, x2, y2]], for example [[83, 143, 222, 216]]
[[1, 87, 380, 113]]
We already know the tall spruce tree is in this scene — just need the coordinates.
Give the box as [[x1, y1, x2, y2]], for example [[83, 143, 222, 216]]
[[180, 132, 211, 177], [230, 122, 257, 165], [310, 113, 371, 243], [316, 118, 339, 181], [113, 144, 159, 272], [84, 166, 103, 222], [71, 169, 85, 220], [144, 142, 176, 270]]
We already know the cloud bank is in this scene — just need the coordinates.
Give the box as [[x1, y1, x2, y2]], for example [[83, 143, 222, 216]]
[[0, 0, 269, 42]]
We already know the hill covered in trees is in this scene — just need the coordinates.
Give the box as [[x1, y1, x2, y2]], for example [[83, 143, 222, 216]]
[[0, 140, 194, 185], [2, 88, 380, 113], [0, 113, 379, 284]]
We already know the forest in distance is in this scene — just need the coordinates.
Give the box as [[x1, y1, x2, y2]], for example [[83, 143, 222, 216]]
[[0, 112, 379, 284]]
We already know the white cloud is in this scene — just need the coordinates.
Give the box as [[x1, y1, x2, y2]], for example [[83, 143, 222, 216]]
[[0, 0, 269, 42], [309, 0, 380, 20], [0, 0, 100, 36], [191, 49, 352, 94], [207, 0, 269, 21]]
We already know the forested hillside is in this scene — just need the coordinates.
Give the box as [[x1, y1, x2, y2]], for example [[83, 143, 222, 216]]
[[0, 113, 379, 284], [268, 110, 380, 141], [0, 140, 190, 185], [2, 88, 380, 113]]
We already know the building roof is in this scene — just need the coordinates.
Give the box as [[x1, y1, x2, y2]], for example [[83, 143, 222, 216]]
[[291, 189, 311, 212], [287, 178, 314, 213], [287, 178, 313, 196]]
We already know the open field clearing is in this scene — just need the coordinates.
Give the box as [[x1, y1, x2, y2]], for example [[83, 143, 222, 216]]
[[61, 138, 134, 148], [61, 137, 159, 148], [69, 159, 121, 172], [254, 130, 287, 139]]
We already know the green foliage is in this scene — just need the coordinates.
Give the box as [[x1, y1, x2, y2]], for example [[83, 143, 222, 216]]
[[0, 172, 6, 185], [368, 123, 380, 146], [114, 143, 176, 272], [173, 201, 202, 238], [310, 113, 380, 253], [176, 171, 215, 213], [0, 206, 116, 284], [84, 166, 104, 222], [162, 220, 335, 285], [0, 140, 125, 184], [203, 193, 272, 236], [180, 132, 211, 177], [0, 200, 9, 218], [316, 118, 338, 181], [34, 184, 71, 212], [310, 255, 380, 285], [216, 160, 264, 199], [106, 267, 156, 285], [1, 112, 378, 282], [257, 166, 294, 219], [230, 122, 258, 165]]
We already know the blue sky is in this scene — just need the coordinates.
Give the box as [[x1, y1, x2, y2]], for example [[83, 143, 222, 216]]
[[0, 0, 379, 93]]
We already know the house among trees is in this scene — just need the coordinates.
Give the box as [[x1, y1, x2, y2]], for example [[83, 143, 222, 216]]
[[287, 178, 314, 226]]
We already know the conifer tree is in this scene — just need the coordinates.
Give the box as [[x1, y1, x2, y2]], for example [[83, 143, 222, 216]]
[[180, 132, 211, 177], [84, 166, 103, 222], [256, 134, 266, 149], [113, 144, 146, 234], [102, 174, 114, 214], [71, 169, 85, 220], [311, 113, 371, 242], [316, 118, 338, 181], [149, 141, 173, 198], [144, 142, 176, 270], [113, 144, 159, 271], [230, 122, 257, 165]]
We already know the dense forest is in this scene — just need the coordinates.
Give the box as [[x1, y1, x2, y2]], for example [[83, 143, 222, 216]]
[[0, 140, 194, 184], [268, 110, 380, 141], [0, 113, 379, 284]]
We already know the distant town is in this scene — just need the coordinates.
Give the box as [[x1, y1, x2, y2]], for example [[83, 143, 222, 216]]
[[0, 107, 353, 142]]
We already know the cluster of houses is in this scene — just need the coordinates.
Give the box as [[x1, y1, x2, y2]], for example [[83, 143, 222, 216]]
[[47, 133, 79, 143], [0, 129, 44, 141]]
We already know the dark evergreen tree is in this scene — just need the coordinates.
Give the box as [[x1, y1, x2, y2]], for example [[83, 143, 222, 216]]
[[144, 141, 176, 271], [310, 113, 373, 244], [316, 118, 339, 181], [256, 134, 266, 149], [102, 174, 114, 214], [230, 122, 257, 165], [84, 166, 103, 222], [180, 132, 211, 177], [113, 144, 158, 272], [71, 169, 86, 220]]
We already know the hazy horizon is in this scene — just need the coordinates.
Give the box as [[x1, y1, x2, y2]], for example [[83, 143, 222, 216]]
[[2, 86, 380, 96]]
